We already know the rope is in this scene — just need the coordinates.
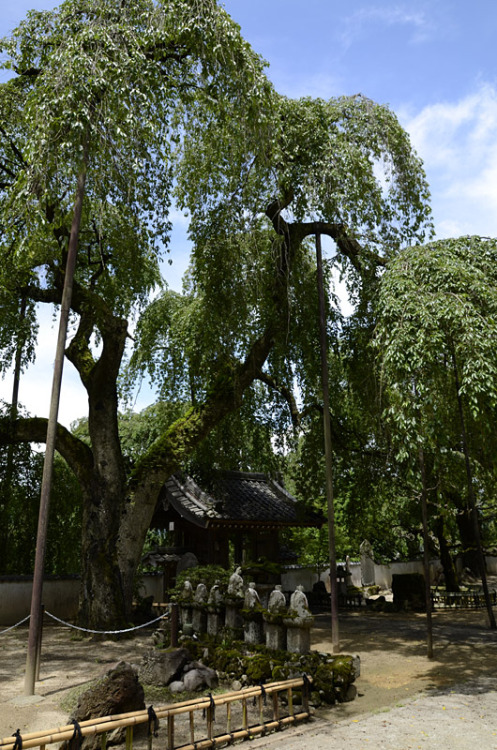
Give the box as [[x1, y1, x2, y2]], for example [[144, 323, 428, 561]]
[[302, 672, 311, 699], [147, 706, 159, 737], [44, 610, 168, 635], [202, 693, 216, 722], [0, 615, 31, 635], [70, 720, 83, 750]]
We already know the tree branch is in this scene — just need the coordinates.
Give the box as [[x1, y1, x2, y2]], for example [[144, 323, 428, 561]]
[[0, 415, 94, 486], [255, 368, 300, 427]]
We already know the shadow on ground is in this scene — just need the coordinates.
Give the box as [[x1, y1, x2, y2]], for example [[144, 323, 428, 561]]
[[312, 606, 497, 720]]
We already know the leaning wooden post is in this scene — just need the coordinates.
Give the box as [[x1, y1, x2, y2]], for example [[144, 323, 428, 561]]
[[170, 602, 179, 647], [35, 604, 45, 681], [418, 448, 434, 658], [25, 151, 88, 695], [315, 232, 340, 652]]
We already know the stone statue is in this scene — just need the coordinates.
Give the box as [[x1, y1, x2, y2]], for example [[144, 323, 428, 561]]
[[268, 584, 286, 614], [227, 567, 244, 599], [289, 585, 310, 620], [206, 580, 224, 637], [243, 581, 261, 609], [181, 579, 194, 602], [285, 585, 313, 654], [208, 580, 223, 608], [242, 582, 263, 645], [264, 584, 287, 650], [194, 581, 208, 605]]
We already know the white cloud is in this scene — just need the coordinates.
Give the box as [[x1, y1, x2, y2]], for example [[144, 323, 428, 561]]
[[340, 4, 433, 49], [401, 84, 497, 238]]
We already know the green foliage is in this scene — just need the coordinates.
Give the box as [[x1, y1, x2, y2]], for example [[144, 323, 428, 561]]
[[375, 236, 497, 559], [0, 444, 82, 574], [376, 236, 497, 459], [129, 93, 432, 459], [171, 564, 231, 599]]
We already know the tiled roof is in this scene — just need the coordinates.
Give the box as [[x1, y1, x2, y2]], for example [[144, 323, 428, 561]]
[[161, 471, 322, 529]]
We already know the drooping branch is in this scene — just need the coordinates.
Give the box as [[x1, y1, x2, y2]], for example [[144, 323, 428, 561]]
[[0, 415, 93, 486], [255, 368, 300, 428], [265, 190, 387, 273]]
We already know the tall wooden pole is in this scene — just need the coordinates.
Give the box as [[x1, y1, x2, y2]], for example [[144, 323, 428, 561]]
[[315, 232, 339, 652], [24, 157, 88, 695], [418, 446, 434, 658]]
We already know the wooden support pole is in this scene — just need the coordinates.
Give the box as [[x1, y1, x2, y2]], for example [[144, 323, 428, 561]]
[[35, 605, 44, 681], [24, 153, 88, 696], [315, 232, 340, 652], [419, 447, 434, 658], [170, 603, 179, 647]]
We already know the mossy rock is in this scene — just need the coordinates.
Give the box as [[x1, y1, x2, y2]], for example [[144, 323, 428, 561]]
[[313, 655, 355, 703], [329, 655, 354, 684], [211, 646, 242, 674], [314, 663, 336, 703], [245, 654, 273, 683], [271, 664, 290, 682]]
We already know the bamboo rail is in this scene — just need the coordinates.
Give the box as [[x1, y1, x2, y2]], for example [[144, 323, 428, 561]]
[[1, 677, 312, 750]]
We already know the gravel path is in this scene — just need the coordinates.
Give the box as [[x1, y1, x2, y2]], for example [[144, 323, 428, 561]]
[[248, 678, 497, 749]]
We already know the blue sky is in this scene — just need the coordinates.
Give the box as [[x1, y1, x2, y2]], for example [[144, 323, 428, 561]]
[[1, 0, 497, 425]]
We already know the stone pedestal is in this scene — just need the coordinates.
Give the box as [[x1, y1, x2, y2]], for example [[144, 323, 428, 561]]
[[225, 598, 243, 638], [243, 617, 263, 645], [264, 584, 287, 651], [285, 622, 311, 653], [192, 605, 207, 634], [264, 621, 286, 650], [180, 604, 193, 636], [207, 608, 224, 637], [206, 582, 224, 637], [242, 581, 264, 645]]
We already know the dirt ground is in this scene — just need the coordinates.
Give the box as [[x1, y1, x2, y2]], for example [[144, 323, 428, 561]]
[[1, 605, 497, 748]]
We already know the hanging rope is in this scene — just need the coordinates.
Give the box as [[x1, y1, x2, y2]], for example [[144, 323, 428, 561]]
[[0, 615, 31, 636], [44, 610, 168, 635]]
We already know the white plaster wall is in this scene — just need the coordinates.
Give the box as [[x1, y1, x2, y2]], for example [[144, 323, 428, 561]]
[[281, 566, 319, 592], [0, 578, 79, 626], [0, 573, 164, 626], [136, 574, 164, 603]]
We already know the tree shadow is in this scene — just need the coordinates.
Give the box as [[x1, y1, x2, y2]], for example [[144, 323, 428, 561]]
[[312, 608, 497, 695]]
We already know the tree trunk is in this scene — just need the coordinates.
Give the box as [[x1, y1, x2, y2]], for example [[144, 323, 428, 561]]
[[79, 482, 128, 630], [435, 515, 459, 591], [456, 508, 480, 576], [418, 446, 433, 658], [78, 318, 129, 629]]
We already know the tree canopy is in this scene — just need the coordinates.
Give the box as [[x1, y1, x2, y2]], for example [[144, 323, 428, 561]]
[[0, 0, 433, 627], [374, 236, 497, 593]]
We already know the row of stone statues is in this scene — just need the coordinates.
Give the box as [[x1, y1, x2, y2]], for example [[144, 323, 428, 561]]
[[177, 570, 313, 654]]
